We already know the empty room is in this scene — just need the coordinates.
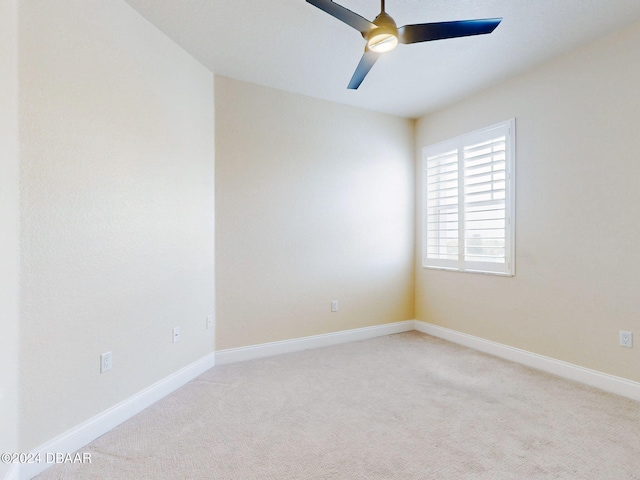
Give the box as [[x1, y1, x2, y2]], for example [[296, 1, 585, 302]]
[[2, 0, 640, 479]]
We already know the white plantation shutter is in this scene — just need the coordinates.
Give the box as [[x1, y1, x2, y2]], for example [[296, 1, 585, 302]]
[[424, 148, 459, 266], [423, 119, 515, 275]]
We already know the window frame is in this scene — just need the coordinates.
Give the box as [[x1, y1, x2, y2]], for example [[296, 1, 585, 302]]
[[421, 119, 516, 276]]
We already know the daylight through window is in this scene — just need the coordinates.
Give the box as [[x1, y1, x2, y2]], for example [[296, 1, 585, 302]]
[[422, 119, 515, 276]]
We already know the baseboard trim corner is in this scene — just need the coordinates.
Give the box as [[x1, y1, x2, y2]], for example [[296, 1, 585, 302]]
[[216, 320, 415, 365], [414, 321, 640, 402], [19, 351, 216, 480]]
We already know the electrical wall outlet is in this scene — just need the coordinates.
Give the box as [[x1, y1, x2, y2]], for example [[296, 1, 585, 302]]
[[206, 315, 214, 330], [100, 352, 112, 373], [173, 326, 181, 343], [619, 330, 633, 348], [331, 300, 338, 312]]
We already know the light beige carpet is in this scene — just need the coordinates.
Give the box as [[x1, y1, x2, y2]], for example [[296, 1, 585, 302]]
[[36, 332, 640, 479]]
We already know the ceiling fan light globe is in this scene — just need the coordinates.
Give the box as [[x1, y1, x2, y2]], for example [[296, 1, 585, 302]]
[[367, 31, 398, 52]]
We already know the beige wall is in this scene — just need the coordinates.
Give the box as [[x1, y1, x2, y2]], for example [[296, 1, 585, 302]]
[[0, 0, 20, 476], [11, 0, 640, 462], [18, 0, 215, 451], [215, 76, 415, 350], [415, 20, 640, 381]]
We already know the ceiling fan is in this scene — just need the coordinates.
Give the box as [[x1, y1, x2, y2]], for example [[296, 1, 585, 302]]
[[306, 0, 502, 89]]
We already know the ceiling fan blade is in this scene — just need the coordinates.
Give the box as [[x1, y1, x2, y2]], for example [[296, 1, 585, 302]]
[[347, 50, 381, 90], [398, 18, 502, 44], [306, 0, 375, 34]]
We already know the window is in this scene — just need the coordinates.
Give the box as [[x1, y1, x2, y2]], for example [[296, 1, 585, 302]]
[[422, 119, 515, 276]]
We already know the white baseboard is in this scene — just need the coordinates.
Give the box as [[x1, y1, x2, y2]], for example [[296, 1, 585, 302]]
[[14, 320, 640, 480], [18, 322, 412, 479], [216, 320, 416, 365], [3, 465, 19, 480], [19, 352, 216, 480], [414, 321, 640, 402]]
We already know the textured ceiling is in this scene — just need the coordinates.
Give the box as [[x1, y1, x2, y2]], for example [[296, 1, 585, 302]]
[[125, 0, 640, 118]]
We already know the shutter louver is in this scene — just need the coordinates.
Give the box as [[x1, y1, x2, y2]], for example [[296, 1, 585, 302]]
[[425, 148, 459, 265], [463, 136, 507, 265]]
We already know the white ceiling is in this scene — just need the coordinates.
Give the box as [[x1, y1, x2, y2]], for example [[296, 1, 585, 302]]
[[125, 0, 640, 119]]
